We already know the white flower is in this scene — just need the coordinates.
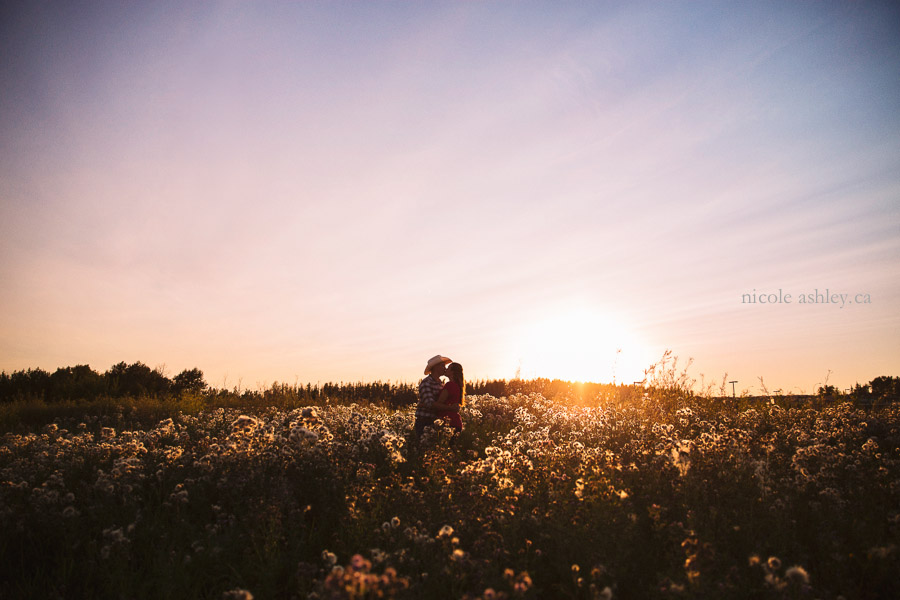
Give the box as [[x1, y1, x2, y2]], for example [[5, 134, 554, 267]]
[[785, 565, 809, 585]]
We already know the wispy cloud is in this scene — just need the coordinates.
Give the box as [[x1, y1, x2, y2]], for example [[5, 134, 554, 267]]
[[1, 2, 898, 388]]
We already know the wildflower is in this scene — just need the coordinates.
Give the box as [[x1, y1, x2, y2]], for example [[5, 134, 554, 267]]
[[595, 586, 613, 600], [221, 590, 254, 600], [350, 554, 370, 571], [868, 545, 895, 559], [103, 527, 128, 544], [785, 565, 809, 585], [322, 550, 337, 566], [671, 441, 692, 476], [230, 415, 259, 435], [513, 571, 532, 594], [574, 478, 585, 500], [767, 556, 781, 571], [390, 516, 400, 529], [437, 524, 454, 539]]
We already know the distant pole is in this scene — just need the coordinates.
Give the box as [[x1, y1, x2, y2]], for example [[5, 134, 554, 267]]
[[729, 380, 737, 398]]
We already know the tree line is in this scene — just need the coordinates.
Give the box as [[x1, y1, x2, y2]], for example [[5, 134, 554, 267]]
[[817, 376, 900, 405], [0, 362, 631, 407], [0, 362, 207, 403], [1, 362, 897, 407]]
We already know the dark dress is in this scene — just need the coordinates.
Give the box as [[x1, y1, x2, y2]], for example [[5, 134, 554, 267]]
[[435, 381, 463, 431]]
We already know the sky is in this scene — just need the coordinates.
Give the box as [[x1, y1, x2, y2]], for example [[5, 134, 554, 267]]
[[1, 1, 899, 394]]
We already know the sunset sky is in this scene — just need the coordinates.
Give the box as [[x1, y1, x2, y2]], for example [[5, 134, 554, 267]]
[[2, 2, 898, 394]]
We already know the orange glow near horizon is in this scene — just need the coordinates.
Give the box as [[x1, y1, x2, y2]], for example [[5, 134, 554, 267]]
[[509, 306, 655, 385]]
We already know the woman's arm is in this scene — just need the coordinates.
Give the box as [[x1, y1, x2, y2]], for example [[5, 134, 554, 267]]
[[432, 387, 455, 410]]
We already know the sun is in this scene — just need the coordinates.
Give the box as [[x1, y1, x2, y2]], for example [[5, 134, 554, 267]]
[[510, 306, 652, 384]]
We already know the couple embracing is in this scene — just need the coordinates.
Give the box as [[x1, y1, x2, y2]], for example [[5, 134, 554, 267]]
[[414, 355, 465, 436]]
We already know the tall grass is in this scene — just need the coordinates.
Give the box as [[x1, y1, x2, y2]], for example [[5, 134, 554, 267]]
[[2, 382, 898, 598]]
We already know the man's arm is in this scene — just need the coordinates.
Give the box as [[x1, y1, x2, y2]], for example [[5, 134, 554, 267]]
[[418, 378, 437, 409]]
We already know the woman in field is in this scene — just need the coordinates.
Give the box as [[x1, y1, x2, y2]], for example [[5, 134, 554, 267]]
[[433, 362, 465, 432]]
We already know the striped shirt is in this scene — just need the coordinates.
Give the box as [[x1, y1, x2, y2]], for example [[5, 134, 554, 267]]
[[416, 375, 443, 423]]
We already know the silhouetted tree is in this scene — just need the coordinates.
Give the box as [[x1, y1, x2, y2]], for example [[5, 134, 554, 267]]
[[47, 365, 106, 401], [105, 362, 170, 397], [0, 368, 52, 401], [172, 368, 207, 395], [870, 376, 900, 403]]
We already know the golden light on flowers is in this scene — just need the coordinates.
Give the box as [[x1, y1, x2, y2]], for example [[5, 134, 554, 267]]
[[509, 305, 653, 384], [1, 385, 896, 597]]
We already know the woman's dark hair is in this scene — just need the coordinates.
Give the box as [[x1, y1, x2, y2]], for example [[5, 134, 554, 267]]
[[448, 362, 466, 406]]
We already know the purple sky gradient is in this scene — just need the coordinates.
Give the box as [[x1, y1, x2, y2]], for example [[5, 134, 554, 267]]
[[2, 2, 898, 392]]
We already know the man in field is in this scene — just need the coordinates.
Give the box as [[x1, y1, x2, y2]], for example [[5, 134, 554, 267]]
[[415, 355, 451, 436]]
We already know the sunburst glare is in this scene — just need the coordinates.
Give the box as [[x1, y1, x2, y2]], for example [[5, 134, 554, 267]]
[[510, 306, 653, 384]]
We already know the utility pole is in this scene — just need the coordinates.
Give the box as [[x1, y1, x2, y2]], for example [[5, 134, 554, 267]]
[[729, 380, 737, 398]]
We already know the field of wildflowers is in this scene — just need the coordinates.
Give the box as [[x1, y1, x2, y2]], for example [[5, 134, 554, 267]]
[[1, 391, 898, 599]]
